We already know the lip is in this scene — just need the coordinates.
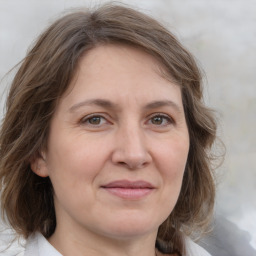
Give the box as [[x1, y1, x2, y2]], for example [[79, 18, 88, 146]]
[[101, 180, 155, 200]]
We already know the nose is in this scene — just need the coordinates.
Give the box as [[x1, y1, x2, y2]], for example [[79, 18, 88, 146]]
[[111, 125, 152, 170]]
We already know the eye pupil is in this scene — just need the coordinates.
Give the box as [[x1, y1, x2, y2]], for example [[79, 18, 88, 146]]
[[152, 116, 163, 125], [89, 117, 101, 125]]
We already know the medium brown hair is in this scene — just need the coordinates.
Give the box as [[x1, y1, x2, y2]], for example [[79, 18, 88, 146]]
[[0, 3, 217, 254]]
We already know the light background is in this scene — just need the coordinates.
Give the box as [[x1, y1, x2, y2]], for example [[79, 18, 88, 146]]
[[0, 0, 255, 255]]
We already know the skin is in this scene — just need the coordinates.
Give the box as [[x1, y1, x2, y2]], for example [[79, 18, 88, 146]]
[[31, 44, 190, 256]]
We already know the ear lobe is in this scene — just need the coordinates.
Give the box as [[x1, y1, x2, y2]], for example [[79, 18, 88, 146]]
[[30, 153, 49, 177]]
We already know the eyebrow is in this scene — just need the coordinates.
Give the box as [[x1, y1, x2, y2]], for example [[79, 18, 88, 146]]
[[143, 100, 182, 113], [69, 99, 118, 112], [69, 99, 182, 113]]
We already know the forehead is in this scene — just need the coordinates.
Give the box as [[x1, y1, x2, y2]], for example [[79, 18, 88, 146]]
[[60, 44, 182, 109]]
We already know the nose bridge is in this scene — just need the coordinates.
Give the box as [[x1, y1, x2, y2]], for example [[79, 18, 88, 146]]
[[112, 119, 151, 169], [122, 122, 144, 153]]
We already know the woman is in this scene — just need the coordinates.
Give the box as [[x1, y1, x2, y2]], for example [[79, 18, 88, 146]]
[[0, 4, 217, 256]]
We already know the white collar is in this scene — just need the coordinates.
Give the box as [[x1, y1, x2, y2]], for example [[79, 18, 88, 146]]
[[24, 232, 62, 256], [24, 232, 211, 256], [185, 237, 212, 256]]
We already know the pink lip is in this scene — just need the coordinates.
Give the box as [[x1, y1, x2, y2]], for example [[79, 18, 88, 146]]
[[101, 180, 155, 200]]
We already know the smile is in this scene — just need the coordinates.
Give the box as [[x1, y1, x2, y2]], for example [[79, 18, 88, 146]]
[[101, 180, 155, 200]]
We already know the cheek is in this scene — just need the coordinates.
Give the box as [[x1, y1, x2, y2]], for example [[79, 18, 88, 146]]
[[46, 134, 110, 190], [151, 138, 189, 222], [45, 141, 99, 212], [159, 138, 189, 172], [156, 137, 189, 193]]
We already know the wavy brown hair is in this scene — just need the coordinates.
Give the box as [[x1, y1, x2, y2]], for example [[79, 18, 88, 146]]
[[0, 3, 217, 254]]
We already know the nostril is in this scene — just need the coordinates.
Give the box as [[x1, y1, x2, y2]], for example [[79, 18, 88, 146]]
[[112, 146, 152, 170], [117, 160, 148, 170], [117, 161, 134, 169]]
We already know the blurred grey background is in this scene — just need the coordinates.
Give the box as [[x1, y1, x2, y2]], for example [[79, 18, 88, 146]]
[[0, 0, 255, 255]]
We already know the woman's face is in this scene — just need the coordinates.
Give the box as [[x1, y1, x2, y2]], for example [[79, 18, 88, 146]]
[[33, 45, 189, 241]]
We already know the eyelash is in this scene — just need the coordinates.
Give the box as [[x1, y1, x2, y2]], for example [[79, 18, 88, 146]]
[[79, 113, 174, 128]]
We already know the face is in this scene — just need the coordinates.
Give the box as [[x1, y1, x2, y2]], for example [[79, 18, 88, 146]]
[[32, 45, 189, 242]]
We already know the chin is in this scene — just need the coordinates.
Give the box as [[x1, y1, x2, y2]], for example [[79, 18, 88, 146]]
[[99, 214, 161, 239]]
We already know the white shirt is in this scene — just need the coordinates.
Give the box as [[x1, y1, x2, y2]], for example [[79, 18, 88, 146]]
[[20, 232, 211, 256], [22, 233, 61, 256]]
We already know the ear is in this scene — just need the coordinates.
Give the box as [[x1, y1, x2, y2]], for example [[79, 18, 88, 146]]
[[30, 152, 49, 177]]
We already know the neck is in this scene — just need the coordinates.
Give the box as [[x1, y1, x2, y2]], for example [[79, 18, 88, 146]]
[[48, 223, 158, 256]]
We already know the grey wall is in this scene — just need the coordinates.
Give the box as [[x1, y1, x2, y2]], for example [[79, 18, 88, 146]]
[[0, 0, 255, 255]]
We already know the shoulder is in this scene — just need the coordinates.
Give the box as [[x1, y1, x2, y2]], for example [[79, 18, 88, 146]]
[[23, 232, 62, 256], [185, 237, 212, 256]]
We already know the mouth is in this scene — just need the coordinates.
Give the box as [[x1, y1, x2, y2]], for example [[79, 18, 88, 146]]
[[101, 180, 155, 200]]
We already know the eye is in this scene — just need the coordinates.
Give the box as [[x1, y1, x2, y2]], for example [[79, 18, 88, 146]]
[[88, 116, 103, 125], [148, 114, 173, 126], [80, 114, 108, 127]]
